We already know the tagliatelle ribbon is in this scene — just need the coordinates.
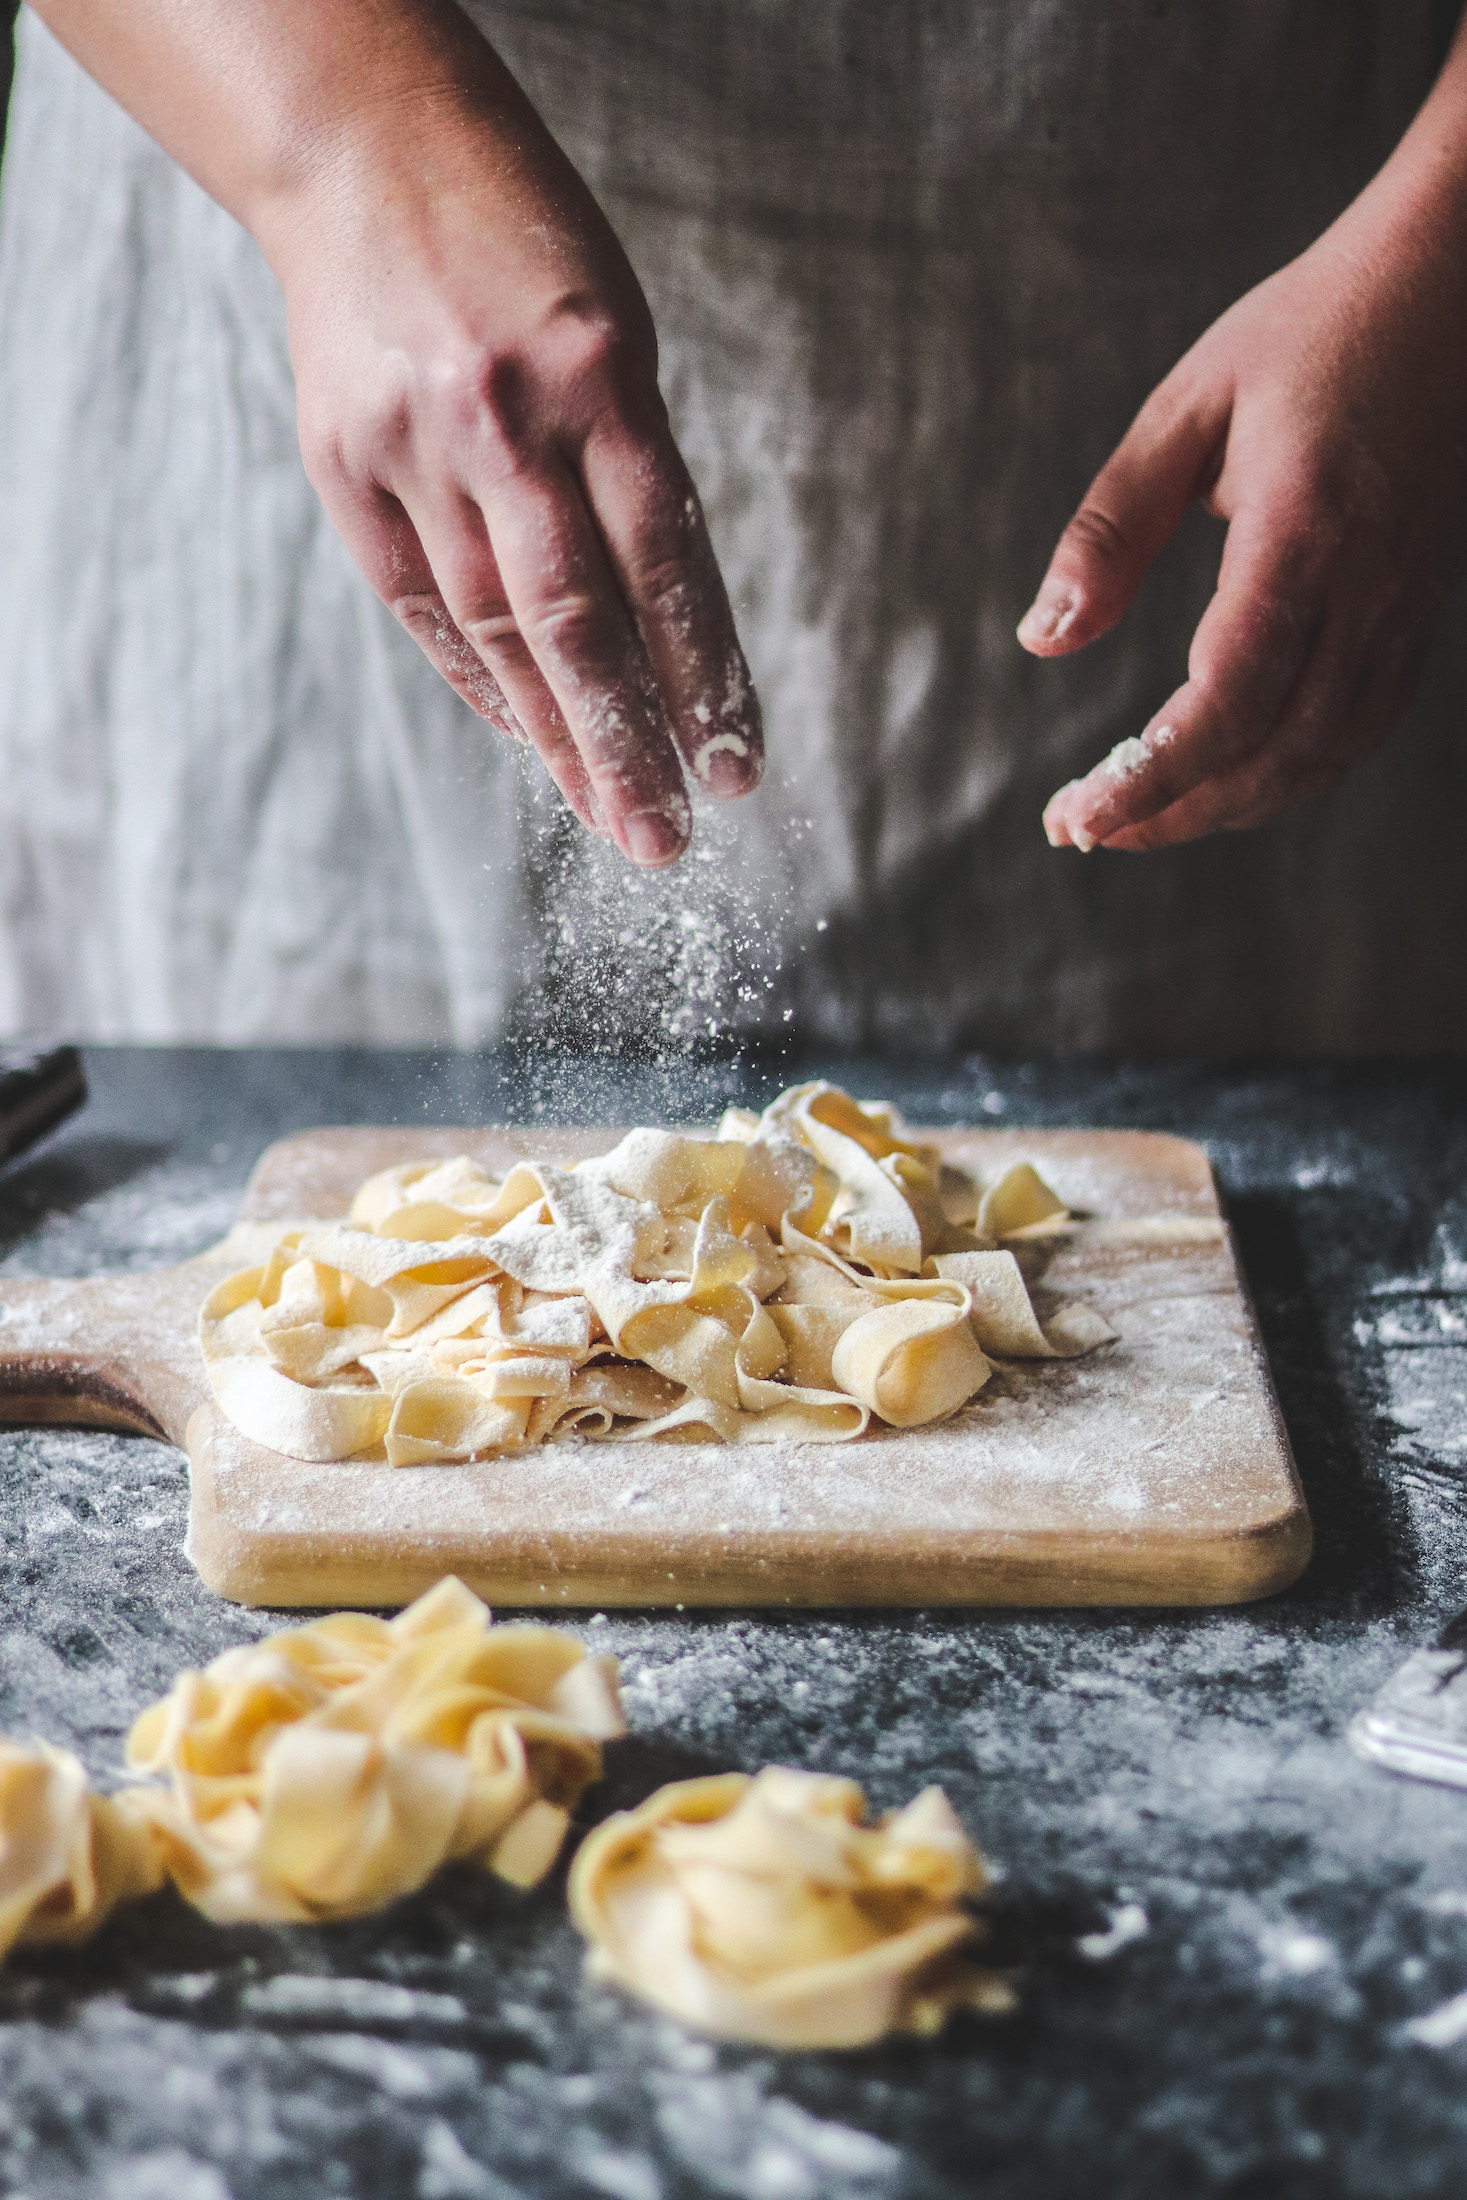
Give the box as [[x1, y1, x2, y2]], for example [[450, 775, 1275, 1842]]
[[0, 1580, 627, 1952], [0, 1742, 163, 1959], [569, 1765, 1014, 2048], [200, 1083, 1117, 1466], [927, 1251, 1118, 1359], [122, 1576, 624, 1921]]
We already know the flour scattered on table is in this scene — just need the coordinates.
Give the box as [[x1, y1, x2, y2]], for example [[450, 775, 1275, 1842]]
[[1077, 1901, 1149, 1962], [1404, 1991, 1467, 2048]]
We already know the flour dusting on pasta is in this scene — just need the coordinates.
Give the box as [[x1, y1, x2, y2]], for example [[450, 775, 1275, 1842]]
[[201, 1083, 1116, 1466]]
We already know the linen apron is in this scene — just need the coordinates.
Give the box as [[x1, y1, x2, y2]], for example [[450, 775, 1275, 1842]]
[[0, 2, 1462, 1050]]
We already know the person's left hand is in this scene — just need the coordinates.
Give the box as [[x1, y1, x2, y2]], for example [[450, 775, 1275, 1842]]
[[1024, 129, 1467, 855]]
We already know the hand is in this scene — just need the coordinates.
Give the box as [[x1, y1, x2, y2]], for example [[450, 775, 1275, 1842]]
[[264, 49, 762, 866], [1024, 97, 1467, 856]]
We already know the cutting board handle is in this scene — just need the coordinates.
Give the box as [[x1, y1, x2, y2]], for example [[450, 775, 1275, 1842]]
[[0, 1271, 201, 1442]]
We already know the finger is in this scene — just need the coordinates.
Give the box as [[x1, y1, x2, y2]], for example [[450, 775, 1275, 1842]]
[[332, 490, 527, 737], [1099, 626, 1407, 850], [469, 456, 693, 868], [1203, 652, 1415, 838], [308, 477, 608, 836], [581, 422, 764, 799], [394, 486, 623, 839], [1018, 367, 1230, 656], [1042, 497, 1331, 850]]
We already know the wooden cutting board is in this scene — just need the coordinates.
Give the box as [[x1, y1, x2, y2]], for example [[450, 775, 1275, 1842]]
[[0, 1125, 1309, 1611]]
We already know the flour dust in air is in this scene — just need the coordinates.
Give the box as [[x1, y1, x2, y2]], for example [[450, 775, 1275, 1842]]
[[511, 770, 798, 1069]]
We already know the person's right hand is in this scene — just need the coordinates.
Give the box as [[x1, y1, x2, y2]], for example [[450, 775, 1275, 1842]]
[[259, 25, 762, 866]]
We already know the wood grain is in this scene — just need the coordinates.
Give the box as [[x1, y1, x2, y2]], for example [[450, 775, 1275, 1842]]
[[0, 1126, 1310, 1611]]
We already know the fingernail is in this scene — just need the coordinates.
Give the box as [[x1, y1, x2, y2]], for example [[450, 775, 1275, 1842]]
[[692, 730, 760, 797], [1018, 585, 1079, 646], [1043, 781, 1086, 852], [624, 809, 686, 867]]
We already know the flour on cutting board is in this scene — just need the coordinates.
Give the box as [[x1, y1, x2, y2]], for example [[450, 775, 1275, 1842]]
[[201, 1141, 1256, 1547], [201, 1282, 1263, 1548], [0, 1127, 1303, 1607]]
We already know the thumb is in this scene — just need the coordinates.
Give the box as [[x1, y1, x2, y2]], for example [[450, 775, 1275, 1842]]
[[1018, 368, 1231, 656]]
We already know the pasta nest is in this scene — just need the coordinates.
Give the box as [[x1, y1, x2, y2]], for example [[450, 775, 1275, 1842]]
[[202, 1082, 1113, 1465], [0, 1741, 162, 1960], [569, 1765, 1014, 2048], [120, 1577, 624, 1922]]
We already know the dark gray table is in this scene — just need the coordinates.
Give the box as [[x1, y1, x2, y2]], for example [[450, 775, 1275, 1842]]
[[2, 1046, 1465, 2200]]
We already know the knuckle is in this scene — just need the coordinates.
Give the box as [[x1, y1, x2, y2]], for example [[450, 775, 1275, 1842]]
[[409, 343, 532, 455], [560, 309, 630, 384], [554, 308, 663, 437], [462, 608, 522, 650], [444, 311, 658, 454], [1064, 503, 1135, 569], [555, 304, 648, 400], [521, 588, 621, 669], [296, 407, 350, 492], [391, 595, 519, 731], [391, 591, 458, 655], [452, 348, 531, 447], [300, 367, 418, 486], [634, 548, 697, 618]]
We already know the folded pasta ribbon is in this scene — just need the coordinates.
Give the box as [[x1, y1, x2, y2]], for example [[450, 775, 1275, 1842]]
[[201, 1084, 1115, 1463], [0, 1741, 162, 1960], [570, 1765, 1013, 2048], [123, 1577, 624, 1922], [927, 1251, 1117, 1360]]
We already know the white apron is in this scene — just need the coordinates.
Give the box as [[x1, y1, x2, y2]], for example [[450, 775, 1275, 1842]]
[[0, 3, 1461, 1049]]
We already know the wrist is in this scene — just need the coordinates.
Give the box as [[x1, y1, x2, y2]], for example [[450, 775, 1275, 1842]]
[[1331, 44, 1467, 299], [246, 53, 526, 284], [29, 0, 523, 273]]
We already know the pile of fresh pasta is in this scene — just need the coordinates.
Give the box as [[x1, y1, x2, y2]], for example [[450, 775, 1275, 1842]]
[[0, 1091, 1125, 2045], [202, 1081, 1114, 1465], [0, 1577, 1011, 2048], [0, 1578, 623, 1954]]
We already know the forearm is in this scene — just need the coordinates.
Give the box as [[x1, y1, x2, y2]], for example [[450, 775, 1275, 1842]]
[[1332, 8, 1467, 280], [24, 0, 533, 265]]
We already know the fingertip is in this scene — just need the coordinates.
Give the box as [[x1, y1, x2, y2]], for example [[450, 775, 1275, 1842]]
[[622, 800, 691, 868], [690, 728, 764, 800], [679, 659, 765, 798], [1042, 782, 1093, 851], [1018, 582, 1085, 655]]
